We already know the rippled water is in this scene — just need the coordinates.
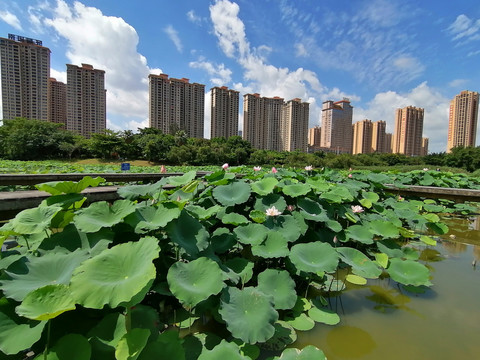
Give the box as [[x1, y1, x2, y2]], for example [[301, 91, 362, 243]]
[[294, 216, 480, 359]]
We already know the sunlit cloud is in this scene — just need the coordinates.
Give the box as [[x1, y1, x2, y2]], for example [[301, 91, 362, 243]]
[[0, 10, 22, 30], [164, 24, 183, 53]]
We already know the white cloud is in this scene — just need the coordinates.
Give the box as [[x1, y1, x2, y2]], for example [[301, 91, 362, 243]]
[[41, 0, 161, 128], [189, 59, 232, 86], [354, 82, 450, 153], [467, 49, 480, 57], [164, 25, 183, 53], [187, 10, 202, 24], [50, 68, 66, 83], [447, 15, 480, 42], [0, 10, 22, 30], [448, 79, 468, 88], [294, 43, 308, 57]]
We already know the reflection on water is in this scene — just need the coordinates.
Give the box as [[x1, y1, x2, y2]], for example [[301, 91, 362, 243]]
[[294, 215, 480, 359]]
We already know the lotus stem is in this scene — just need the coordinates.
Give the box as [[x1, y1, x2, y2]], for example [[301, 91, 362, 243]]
[[44, 320, 51, 360], [125, 306, 132, 333]]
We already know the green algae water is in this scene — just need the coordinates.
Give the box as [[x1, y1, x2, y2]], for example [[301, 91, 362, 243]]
[[293, 216, 480, 359]]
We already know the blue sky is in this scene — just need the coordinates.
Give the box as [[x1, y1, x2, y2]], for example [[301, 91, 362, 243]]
[[1, 0, 479, 153]]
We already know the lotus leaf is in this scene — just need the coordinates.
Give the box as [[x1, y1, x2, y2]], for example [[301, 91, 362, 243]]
[[87, 312, 126, 356], [262, 321, 297, 351], [345, 224, 374, 244], [320, 186, 354, 203], [307, 307, 340, 325], [115, 328, 150, 360], [305, 178, 331, 192], [15, 284, 75, 320], [219, 287, 278, 344], [254, 193, 287, 213], [70, 236, 160, 309], [296, 198, 329, 222], [10, 206, 62, 235], [224, 258, 254, 285], [40, 193, 86, 210], [285, 312, 315, 331], [137, 330, 185, 360], [251, 177, 279, 196], [336, 247, 382, 279], [204, 170, 236, 185], [326, 219, 342, 232], [387, 258, 432, 286], [345, 274, 367, 285], [74, 200, 136, 233], [221, 212, 249, 226], [426, 222, 449, 235], [36, 176, 104, 195], [233, 223, 268, 246], [231, 339, 260, 360], [249, 209, 267, 223], [376, 239, 404, 258], [42, 334, 91, 360], [374, 253, 389, 268], [264, 215, 302, 242], [198, 340, 249, 360], [270, 345, 327, 360], [1, 249, 89, 301], [289, 242, 339, 274], [166, 212, 209, 256], [167, 170, 197, 186], [126, 202, 181, 233], [251, 232, 289, 259], [210, 227, 237, 254], [282, 183, 311, 197], [186, 204, 222, 220], [368, 220, 399, 238], [0, 298, 47, 355], [167, 257, 224, 308], [419, 235, 437, 246], [131, 305, 162, 342], [257, 269, 297, 310], [117, 179, 168, 200], [213, 181, 251, 206]]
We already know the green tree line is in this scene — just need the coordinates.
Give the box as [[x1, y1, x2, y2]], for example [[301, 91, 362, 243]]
[[1, 118, 479, 171]]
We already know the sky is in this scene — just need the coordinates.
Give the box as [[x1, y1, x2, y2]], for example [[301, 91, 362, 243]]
[[0, 0, 479, 153]]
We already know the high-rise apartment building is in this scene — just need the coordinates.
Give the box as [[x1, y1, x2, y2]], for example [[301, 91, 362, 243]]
[[385, 133, 392, 153], [308, 126, 321, 147], [372, 120, 388, 153], [66, 63, 106, 138], [149, 74, 205, 138], [352, 119, 373, 154], [320, 99, 353, 154], [211, 86, 239, 139], [392, 106, 424, 156], [447, 90, 479, 152], [281, 98, 309, 152], [48, 77, 66, 126], [0, 34, 50, 121], [421, 137, 429, 156]]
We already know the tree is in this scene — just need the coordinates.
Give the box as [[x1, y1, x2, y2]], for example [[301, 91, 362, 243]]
[[88, 130, 126, 159]]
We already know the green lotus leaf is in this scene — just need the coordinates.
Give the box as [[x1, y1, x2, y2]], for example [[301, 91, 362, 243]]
[[426, 222, 449, 235], [204, 170, 236, 185], [198, 340, 249, 360], [233, 223, 268, 246], [323, 279, 346, 292], [166, 212, 209, 256], [210, 227, 237, 254], [307, 307, 340, 325], [374, 253, 389, 268], [40, 193, 86, 210], [291, 296, 312, 314], [306, 178, 332, 192], [167, 257, 224, 308], [231, 339, 260, 360], [10, 206, 62, 235], [387, 258, 432, 286], [221, 212, 249, 226], [326, 219, 342, 232], [1, 249, 89, 301], [36, 176, 105, 195], [262, 321, 297, 351], [257, 269, 297, 310], [366, 172, 390, 184], [0, 298, 47, 355], [70, 236, 160, 309], [251, 232, 289, 259], [167, 170, 197, 186], [251, 177, 279, 196], [15, 284, 75, 321], [376, 239, 404, 258], [360, 191, 379, 208], [219, 287, 278, 344], [186, 204, 222, 220], [249, 209, 267, 223], [368, 220, 400, 238], [213, 181, 251, 206], [41, 334, 91, 360], [167, 308, 199, 329], [296, 198, 329, 222], [115, 328, 150, 360], [336, 247, 382, 279], [264, 215, 302, 242], [270, 345, 327, 360], [254, 193, 287, 213], [126, 203, 181, 233], [320, 186, 354, 203], [282, 183, 311, 198], [285, 312, 315, 331], [131, 304, 162, 342], [224, 258, 254, 285], [346, 224, 375, 244], [181, 180, 200, 193], [345, 274, 367, 285], [117, 179, 168, 200], [137, 330, 185, 360], [289, 242, 339, 274], [74, 200, 137, 233], [87, 312, 126, 357], [419, 235, 437, 246]]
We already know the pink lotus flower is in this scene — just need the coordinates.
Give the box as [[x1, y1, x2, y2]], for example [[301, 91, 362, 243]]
[[305, 165, 313, 171], [253, 166, 262, 171], [266, 206, 281, 216], [160, 165, 167, 173], [423, 168, 429, 171], [348, 173, 353, 178], [287, 205, 295, 212], [398, 196, 404, 201], [351, 205, 364, 213], [333, 235, 338, 244], [272, 167, 278, 173], [222, 163, 229, 170]]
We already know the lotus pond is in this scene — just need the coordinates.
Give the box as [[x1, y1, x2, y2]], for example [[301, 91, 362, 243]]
[[0, 167, 479, 359]]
